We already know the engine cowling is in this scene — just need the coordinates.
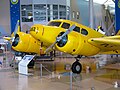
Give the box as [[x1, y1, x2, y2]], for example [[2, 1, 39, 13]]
[[55, 32, 100, 56], [12, 32, 41, 54], [55, 32, 78, 54]]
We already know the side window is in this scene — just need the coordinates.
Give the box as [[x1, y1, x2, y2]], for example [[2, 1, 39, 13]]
[[73, 26, 80, 33], [81, 28, 88, 35], [47, 21, 61, 27], [61, 22, 70, 29]]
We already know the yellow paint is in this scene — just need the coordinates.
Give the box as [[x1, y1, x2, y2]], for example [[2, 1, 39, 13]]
[[12, 32, 41, 54], [8, 19, 120, 56], [30, 19, 104, 56]]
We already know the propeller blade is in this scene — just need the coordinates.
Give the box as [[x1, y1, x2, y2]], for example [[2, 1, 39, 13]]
[[3, 20, 20, 44], [45, 25, 76, 53], [14, 20, 20, 36], [3, 36, 15, 44], [3, 37, 11, 41], [57, 25, 75, 42], [45, 41, 57, 53]]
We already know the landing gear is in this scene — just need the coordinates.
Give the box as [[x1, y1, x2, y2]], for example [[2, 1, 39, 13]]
[[71, 55, 82, 74], [71, 61, 82, 74]]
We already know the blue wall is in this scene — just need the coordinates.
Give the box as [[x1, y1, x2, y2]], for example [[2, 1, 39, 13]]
[[115, 0, 120, 33]]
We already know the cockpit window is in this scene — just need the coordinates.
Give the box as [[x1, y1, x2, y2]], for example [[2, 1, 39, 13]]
[[81, 28, 88, 35], [47, 21, 61, 27], [61, 22, 70, 29], [73, 26, 80, 33]]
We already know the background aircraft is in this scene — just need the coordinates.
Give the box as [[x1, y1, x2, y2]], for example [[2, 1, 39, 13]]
[[4, 19, 120, 74]]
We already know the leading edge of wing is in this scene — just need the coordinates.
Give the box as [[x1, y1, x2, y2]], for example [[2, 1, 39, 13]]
[[88, 38, 120, 46], [88, 35, 120, 52]]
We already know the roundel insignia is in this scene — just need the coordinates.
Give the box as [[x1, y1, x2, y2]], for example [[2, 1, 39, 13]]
[[118, 0, 120, 8], [11, 0, 18, 4]]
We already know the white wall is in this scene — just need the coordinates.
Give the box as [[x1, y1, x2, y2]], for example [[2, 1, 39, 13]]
[[0, 0, 10, 35], [20, 0, 33, 4], [33, 0, 66, 5], [20, 0, 68, 31], [21, 0, 66, 5]]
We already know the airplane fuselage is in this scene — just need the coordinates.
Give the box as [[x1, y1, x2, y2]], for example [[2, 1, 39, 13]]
[[29, 19, 105, 56]]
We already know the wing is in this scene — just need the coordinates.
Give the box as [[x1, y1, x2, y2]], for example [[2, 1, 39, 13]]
[[88, 35, 120, 54]]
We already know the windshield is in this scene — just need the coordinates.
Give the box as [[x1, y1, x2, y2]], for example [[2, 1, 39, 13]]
[[47, 21, 61, 27]]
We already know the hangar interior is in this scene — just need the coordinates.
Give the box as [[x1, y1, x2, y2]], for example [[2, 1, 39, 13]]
[[0, 0, 120, 90]]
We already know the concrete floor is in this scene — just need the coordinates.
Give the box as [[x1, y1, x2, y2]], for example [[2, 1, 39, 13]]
[[0, 52, 120, 90]]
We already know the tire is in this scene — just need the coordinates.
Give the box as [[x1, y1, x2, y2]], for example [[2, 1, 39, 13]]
[[71, 61, 82, 74]]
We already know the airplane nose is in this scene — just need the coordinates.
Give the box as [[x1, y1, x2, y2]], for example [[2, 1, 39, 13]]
[[30, 24, 64, 46], [30, 24, 44, 40]]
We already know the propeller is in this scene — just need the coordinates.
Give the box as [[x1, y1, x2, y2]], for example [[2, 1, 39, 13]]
[[3, 20, 21, 56], [45, 25, 76, 53], [3, 20, 20, 42], [13, 20, 20, 37]]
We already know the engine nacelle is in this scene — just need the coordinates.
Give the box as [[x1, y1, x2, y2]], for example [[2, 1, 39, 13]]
[[56, 33, 100, 56], [55, 33, 78, 54], [12, 32, 41, 54]]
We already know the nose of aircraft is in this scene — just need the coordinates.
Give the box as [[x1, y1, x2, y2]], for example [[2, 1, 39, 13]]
[[30, 24, 58, 46], [30, 24, 44, 40]]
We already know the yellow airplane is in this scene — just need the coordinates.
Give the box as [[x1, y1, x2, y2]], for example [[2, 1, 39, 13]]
[[4, 19, 120, 74]]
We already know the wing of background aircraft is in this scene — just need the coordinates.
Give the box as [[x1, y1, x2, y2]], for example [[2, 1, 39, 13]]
[[88, 35, 120, 54]]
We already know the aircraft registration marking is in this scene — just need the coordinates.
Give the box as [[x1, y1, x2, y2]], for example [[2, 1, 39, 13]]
[[100, 43, 113, 48]]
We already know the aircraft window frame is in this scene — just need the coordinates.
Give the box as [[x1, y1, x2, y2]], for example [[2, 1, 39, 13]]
[[47, 21, 61, 27], [81, 28, 88, 35], [61, 22, 70, 29], [73, 26, 80, 33]]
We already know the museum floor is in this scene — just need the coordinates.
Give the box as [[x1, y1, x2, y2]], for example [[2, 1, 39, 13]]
[[0, 52, 120, 90]]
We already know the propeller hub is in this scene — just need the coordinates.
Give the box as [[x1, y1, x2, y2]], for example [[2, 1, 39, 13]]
[[12, 34, 19, 47], [57, 32, 68, 47]]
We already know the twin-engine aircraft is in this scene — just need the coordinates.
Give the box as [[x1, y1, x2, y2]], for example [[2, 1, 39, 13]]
[[4, 19, 120, 74]]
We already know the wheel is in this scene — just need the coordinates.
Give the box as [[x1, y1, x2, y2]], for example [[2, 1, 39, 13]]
[[71, 61, 82, 74]]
